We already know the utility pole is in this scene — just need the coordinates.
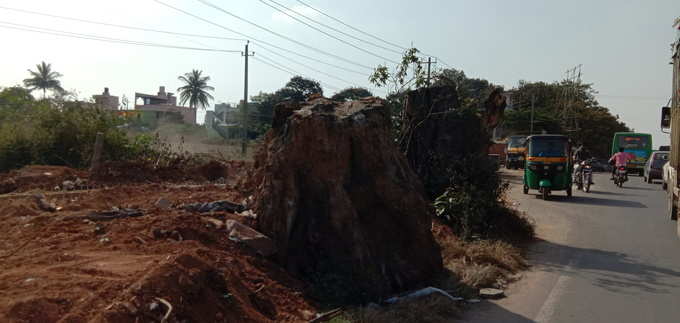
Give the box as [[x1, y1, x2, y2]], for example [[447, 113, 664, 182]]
[[530, 94, 535, 135], [241, 41, 254, 155], [419, 57, 437, 87]]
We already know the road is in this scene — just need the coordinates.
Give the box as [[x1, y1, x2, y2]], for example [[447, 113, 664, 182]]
[[462, 170, 680, 323]]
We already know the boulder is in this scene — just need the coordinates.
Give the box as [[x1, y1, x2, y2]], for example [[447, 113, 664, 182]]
[[253, 97, 442, 300]]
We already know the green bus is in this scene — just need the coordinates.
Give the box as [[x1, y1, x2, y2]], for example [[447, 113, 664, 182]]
[[611, 132, 653, 175]]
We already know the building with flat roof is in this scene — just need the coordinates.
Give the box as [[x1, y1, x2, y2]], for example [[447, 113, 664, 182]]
[[134, 86, 196, 124], [92, 87, 119, 110]]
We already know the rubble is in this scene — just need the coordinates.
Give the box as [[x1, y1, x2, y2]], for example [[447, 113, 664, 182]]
[[253, 96, 442, 300], [33, 193, 56, 212], [181, 200, 246, 213], [84, 208, 143, 221], [226, 220, 276, 257]]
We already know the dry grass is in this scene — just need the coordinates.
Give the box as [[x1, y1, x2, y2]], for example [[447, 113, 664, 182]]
[[335, 293, 462, 323], [435, 223, 528, 289]]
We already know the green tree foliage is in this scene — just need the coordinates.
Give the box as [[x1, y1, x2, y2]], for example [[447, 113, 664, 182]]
[[434, 68, 497, 110], [22, 61, 65, 99], [279, 76, 323, 102], [177, 70, 215, 109], [246, 76, 324, 137], [331, 87, 373, 102], [504, 80, 629, 157], [370, 48, 427, 93], [0, 86, 157, 172]]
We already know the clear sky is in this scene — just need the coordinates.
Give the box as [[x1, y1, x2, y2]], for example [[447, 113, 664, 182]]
[[1, 0, 678, 145]]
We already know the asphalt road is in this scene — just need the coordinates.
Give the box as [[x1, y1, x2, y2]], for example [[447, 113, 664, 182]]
[[462, 170, 680, 323]]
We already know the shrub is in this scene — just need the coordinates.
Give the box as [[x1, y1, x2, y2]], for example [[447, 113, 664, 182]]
[[434, 153, 508, 240], [0, 87, 172, 172]]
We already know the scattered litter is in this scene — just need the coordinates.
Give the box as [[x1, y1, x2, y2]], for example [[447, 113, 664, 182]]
[[311, 308, 343, 323], [155, 198, 172, 210], [181, 200, 246, 213], [94, 224, 107, 235], [238, 210, 257, 219], [479, 288, 505, 299], [99, 237, 111, 244], [24, 278, 36, 283], [85, 208, 143, 221], [33, 193, 56, 212], [154, 297, 173, 323], [201, 217, 224, 229], [384, 287, 461, 304]]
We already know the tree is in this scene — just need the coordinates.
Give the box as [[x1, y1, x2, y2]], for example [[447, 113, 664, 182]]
[[370, 48, 426, 94], [434, 68, 496, 110], [282, 76, 323, 102], [23, 61, 65, 99], [331, 87, 373, 101], [177, 69, 214, 109], [505, 80, 630, 158]]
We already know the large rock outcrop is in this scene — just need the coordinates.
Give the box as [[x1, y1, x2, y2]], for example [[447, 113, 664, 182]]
[[400, 86, 506, 199], [253, 97, 442, 300]]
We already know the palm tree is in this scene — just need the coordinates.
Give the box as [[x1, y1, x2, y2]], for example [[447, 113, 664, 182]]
[[23, 61, 64, 99], [177, 70, 214, 109]]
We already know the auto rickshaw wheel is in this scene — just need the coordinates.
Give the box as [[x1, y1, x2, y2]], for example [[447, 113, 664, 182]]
[[567, 186, 572, 197], [541, 188, 549, 200], [523, 184, 529, 194]]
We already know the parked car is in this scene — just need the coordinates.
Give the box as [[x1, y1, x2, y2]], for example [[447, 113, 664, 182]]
[[644, 151, 669, 184]]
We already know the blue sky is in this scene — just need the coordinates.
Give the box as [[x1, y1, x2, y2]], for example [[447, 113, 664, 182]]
[[1, 0, 678, 145]]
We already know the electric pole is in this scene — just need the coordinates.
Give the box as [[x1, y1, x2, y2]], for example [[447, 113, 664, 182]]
[[419, 57, 437, 87], [530, 94, 535, 135], [241, 41, 254, 155]]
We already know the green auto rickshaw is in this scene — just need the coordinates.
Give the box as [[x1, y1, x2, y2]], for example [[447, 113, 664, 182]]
[[523, 135, 572, 200]]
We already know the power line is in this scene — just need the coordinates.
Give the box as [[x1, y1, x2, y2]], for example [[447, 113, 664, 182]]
[[0, 21, 241, 53], [0, 5, 246, 41], [259, 0, 401, 60], [194, 0, 374, 70], [253, 55, 341, 91], [294, 0, 404, 51], [294, 0, 449, 66], [153, 0, 369, 76], [256, 46, 357, 87]]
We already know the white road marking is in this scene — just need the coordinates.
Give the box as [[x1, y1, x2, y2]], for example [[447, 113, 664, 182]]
[[534, 259, 577, 323]]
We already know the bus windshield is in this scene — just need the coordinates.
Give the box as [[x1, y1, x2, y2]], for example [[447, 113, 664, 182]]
[[618, 135, 650, 150], [528, 138, 568, 157], [508, 136, 526, 148]]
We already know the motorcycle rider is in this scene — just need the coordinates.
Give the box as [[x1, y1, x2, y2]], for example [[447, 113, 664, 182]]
[[609, 147, 633, 180], [572, 144, 592, 184]]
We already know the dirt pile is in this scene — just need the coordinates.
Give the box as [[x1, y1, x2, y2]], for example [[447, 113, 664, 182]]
[[0, 182, 314, 322], [0, 166, 86, 194], [400, 86, 506, 199], [0, 160, 251, 195], [252, 96, 442, 301]]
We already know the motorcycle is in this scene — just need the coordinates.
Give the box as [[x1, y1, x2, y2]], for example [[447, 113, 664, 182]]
[[573, 160, 594, 192], [613, 166, 628, 188]]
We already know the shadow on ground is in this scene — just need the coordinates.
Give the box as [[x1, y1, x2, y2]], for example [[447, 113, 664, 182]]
[[530, 239, 680, 295], [544, 195, 648, 208]]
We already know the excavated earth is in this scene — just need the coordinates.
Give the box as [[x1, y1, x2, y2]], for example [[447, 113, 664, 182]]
[[0, 165, 315, 323]]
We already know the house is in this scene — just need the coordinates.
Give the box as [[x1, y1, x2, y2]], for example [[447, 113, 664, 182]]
[[92, 87, 119, 110], [134, 86, 196, 124]]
